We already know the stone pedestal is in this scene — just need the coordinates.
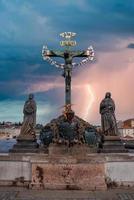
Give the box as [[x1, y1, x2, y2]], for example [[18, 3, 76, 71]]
[[49, 144, 97, 157], [1, 153, 134, 190], [31, 162, 106, 190], [10, 137, 39, 153], [101, 136, 127, 153], [30, 144, 106, 190]]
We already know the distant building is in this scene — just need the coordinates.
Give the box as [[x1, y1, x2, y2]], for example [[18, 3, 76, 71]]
[[123, 119, 134, 128], [0, 127, 20, 138], [118, 118, 134, 138], [5, 122, 12, 126], [119, 128, 134, 138]]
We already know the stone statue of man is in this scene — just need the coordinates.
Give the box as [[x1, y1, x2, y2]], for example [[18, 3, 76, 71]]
[[19, 93, 37, 138], [100, 92, 118, 136]]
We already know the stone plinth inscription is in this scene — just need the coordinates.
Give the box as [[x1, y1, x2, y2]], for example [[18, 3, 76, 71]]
[[31, 163, 106, 190]]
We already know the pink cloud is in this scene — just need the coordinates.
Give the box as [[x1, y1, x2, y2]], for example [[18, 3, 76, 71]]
[[25, 76, 64, 93], [72, 47, 134, 124]]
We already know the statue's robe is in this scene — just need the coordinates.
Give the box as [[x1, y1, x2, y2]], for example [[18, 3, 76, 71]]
[[19, 99, 36, 138], [100, 97, 118, 136]]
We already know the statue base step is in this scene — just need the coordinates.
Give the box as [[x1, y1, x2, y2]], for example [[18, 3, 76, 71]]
[[10, 139, 39, 153], [100, 136, 128, 153], [49, 143, 97, 157]]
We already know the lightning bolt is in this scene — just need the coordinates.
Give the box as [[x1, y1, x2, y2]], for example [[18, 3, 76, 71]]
[[83, 84, 95, 121]]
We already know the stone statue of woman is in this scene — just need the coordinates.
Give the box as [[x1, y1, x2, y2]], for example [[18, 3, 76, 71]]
[[100, 92, 118, 136], [18, 93, 37, 139]]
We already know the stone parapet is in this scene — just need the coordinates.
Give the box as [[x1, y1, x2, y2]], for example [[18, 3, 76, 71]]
[[0, 152, 134, 190]]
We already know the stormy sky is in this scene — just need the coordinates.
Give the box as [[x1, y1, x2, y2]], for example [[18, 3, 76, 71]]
[[0, 0, 134, 124]]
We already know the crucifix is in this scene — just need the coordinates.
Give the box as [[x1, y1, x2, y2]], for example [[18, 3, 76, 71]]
[[42, 32, 94, 110]]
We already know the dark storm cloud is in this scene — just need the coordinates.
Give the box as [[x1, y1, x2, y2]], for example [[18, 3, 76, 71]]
[[0, 45, 58, 78], [0, 0, 134, 46], [0, 0, 134, 83], [127, 43, 134, 49], [50, 0, 134, 36], [0, 45, 59, 97]]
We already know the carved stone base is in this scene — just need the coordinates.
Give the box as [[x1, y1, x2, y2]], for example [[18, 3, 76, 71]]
[[10, 138, 39, 153], [100, 136, 128, 153], [31, 159, 106, 190]]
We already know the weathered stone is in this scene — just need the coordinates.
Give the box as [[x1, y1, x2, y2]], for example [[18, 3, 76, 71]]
[[105, 161, 134, 187], [1, 153, 134, 190], [10, 139, 39, 153], [100, 136, 128, 153], [0, 160, 30, 182], [49, 144, 97, 157], [31, 162, 106, 190]]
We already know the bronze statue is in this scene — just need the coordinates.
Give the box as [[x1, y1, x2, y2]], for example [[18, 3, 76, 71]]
[[100, 92, 118, 136], [19, 93, 37, 139]]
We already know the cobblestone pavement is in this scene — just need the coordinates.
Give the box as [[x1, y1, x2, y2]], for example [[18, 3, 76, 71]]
[[0, 188, 134, 200], [0, 191, 18, 200], [117, 193, 134, 200]]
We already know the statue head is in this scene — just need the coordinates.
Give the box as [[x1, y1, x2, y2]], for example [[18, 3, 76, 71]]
[[105, 92, 111, 98], [28, 93, 34, 100]]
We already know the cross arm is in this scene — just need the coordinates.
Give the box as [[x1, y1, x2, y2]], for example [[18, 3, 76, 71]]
[[43, 50, 64, 58], [71, 50, 92, 58]]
